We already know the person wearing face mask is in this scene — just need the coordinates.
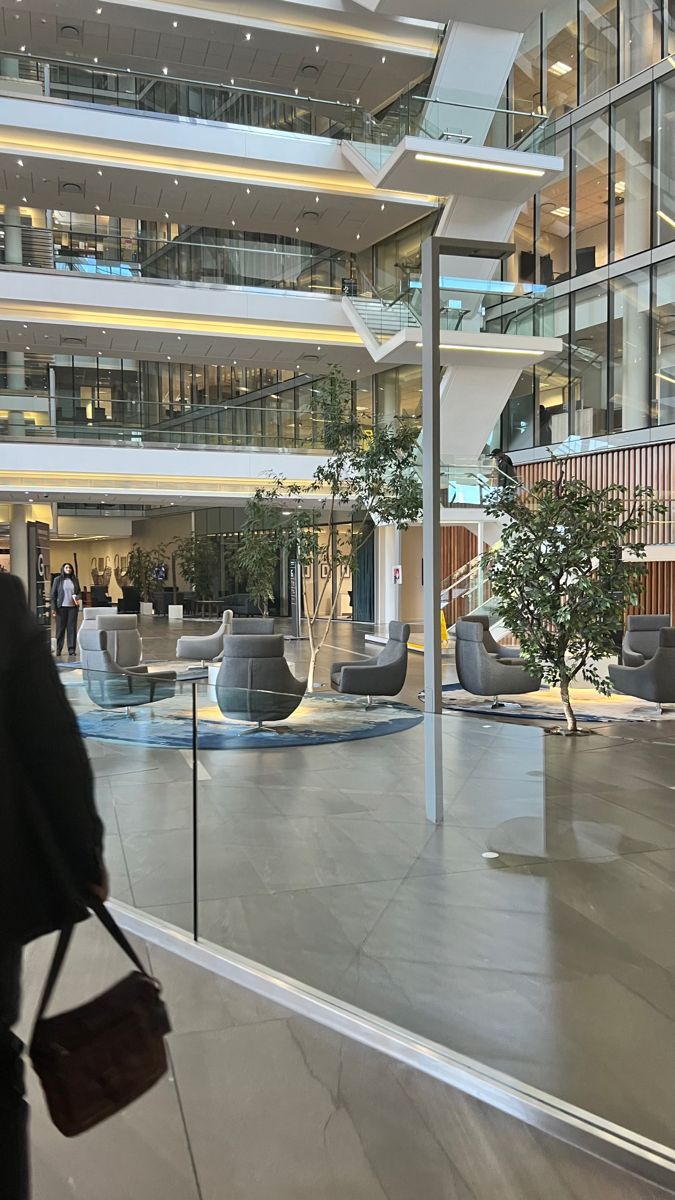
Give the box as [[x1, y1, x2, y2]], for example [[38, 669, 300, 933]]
[[50, 562, 82, 658]]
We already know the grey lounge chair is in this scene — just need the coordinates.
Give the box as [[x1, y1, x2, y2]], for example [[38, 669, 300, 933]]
[[78, 611, 142, 668], [214, 633, 306, 729], [455, 618, 540, 707], [80, 628, 176, 714], [459, 614, 521, 659], [621, 614, 671, 667], [609, 627, 675, 713], [176, 609, 233, 662], [331, 621, 410, 706], [231, 617, 275, 636]]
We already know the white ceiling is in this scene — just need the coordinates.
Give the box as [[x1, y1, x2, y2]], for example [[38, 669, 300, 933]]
[[0, 0, 439, 112]]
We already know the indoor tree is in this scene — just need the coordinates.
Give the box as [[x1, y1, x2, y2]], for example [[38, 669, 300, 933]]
[[483, 460, 665, 733], [238, 365, 422, 690], [234, 530, 278, 616], [126, 542, 170, 603], [175, 534, 219, 601]]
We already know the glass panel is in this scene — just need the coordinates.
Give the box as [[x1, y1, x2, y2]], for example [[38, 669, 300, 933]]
[[621, 0, 663, 75], [507, 198, 536, 285], [655, 74, 675, 247], [504, 371, 535, 450], [511, 17, 543, 142], [571, 282, 609, 436], [579, 0, 618, 102], [574, 110, 610, 275], [653, 258, 675, 425], [609, 267, 650, 432], [612, 86, 652, 261], [537, 295, 570, 444], [544, 0, 578, 115], [538, 128, 571, 283]]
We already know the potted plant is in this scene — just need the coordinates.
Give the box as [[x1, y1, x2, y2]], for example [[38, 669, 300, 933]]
[[175, 535, 219, 602], [126, 543, 170, 615]]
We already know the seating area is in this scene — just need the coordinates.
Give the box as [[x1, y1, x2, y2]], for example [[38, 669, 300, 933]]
[[331, 621, 410, 705], [214, 633, 306, 728], [175, 612, 275, 661], [79, 627, 176, 713], [454, 616, 541, 707]]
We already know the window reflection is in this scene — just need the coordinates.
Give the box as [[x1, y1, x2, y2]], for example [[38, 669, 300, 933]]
[[610, 268, 650, 431], [544, 0, 578, 114], [655, 75, 675, 248], [571, 282, 609, 436], [574, 111, 610, 274], [653, 260, 675, 426], [579, 0, 618, 102], [612, 87, 651, 260]]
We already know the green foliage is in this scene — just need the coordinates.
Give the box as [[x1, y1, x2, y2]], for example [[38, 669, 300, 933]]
[[238, 365, 422, 684], [175, 535, 219, 600], [126, 542, 169, 603], [235, 531, 277, 616], [483, 460, 665, 731]]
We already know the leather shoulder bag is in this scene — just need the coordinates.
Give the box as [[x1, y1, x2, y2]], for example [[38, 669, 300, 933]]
[[30, 898, 171, 1137]]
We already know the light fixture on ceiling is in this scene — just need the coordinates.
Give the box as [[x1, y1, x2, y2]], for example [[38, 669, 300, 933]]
[[97, 168, 103, 176], [172, 19, 178, 27], [19, 44, 26, 52], [301, 64, 319, 78], [549, 60, 573, 76], [294, 87, 299, 95], [21, 196, 27, 203], [177, 335, 182, 339], [355, 97, 360, 104], [315, 44, 320, 52], [246, 186, 250, 194], [164, 211, 169, 218], [614, 179, 626, 195], [315, 194, 319, 203], [60, 181, 82, 194], [550, 205, 570, 217], [167, 355, 171, 360], [244, 31, 251, 40], [658, 209, 675, 230], [95, 204, 100, 211], [96, 6, 102, 13], [414, 151, 545, 178], [231, 218, 236, 226], [301, 210, 319, 220], [230, 78, 235, 85], [381, 55, 386, 63], [380, 202, 385, 211], [295, 225, 299, 233], [162, 66, 168, 75], [93, 56, 98, 63], [356, 233, 360, 240], [17, 158, 22, 166]]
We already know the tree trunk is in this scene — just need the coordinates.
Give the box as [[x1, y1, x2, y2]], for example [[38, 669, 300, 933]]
[[560, 673, 577, 733], [306, 647, 318, 692]]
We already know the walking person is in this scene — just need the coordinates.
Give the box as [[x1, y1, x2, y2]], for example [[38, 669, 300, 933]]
[[0, 572, 107, 1199], [51, 562, 82, 657]]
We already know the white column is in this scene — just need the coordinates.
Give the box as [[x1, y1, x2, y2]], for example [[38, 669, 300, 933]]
[[9, 504, 29, 590], [375, 525, 400, 627]]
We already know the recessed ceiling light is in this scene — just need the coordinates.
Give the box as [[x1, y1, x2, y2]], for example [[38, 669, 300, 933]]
[[174, 178, 179, 185], [19, 44, 26, 52], [356, 368, 360, 373], [172, 19, 178, 27], [96, 6, 102, 13], [244, 31, 251, 40], [93, 57, 98, 63], [95, 204, 100, 211], [549, 60, 573, 76], [17, 158, 22, 166], [356, 233, 360, 240], [380, 202, 385, 211], [162, 66, 168, 75], [315, 194, 319, 203], [246, 186, 250, 194], [231, 218, 235, 226], [230, 78, 235, 85], [21, 196, 27, 202], [164, 211, 169, 218], [550, 205, 570, 217], [355, 97, 360, 104], [167, 355, 171, 360], [294, 87, 299, 95], [381, 55, 386, 63], [22, 323, 27, 328], [25, 345, 29, 350], [177, 335, 182, 339], [315, 44, 320, 52], [101, 328, 106, 333], [295, 226, 299, 233]]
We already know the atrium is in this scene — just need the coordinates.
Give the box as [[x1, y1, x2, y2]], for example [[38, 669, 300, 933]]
[[1, 1, 675, 1196]]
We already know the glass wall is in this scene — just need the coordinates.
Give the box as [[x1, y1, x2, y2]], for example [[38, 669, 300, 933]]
[[653, 258, 675, 424], [573, 110, 610, 273], [655, 73, 675, 246], [511, 1, 671, 115], [538, 129, 572, 282], [609, 267, 651, 430], [612, 86, 652, 259]]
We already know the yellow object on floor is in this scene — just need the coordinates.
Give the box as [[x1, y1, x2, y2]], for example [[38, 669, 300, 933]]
[[440, 610, 449, 647]]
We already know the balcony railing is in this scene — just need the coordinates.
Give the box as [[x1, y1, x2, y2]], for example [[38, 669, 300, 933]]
[[0, 53, 549, 155]]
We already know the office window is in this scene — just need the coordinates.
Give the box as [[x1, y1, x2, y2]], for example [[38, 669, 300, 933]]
[[653, 259, 675, 426], [612, 86, 652, 260], [544, 0, 578, 114], [655, 74, 675, 247], [511, 18, 543, 143], [537, 128, 571, 282], [609, 267, 650, 432], [666, 0, 675, 51], [508, 198, 536, 285], [536, 295, 570, 445], [620, 0, 662, 76], [574, 111, 610, 275], [571, 282, 609, 436], [579, 0, 618, 102]]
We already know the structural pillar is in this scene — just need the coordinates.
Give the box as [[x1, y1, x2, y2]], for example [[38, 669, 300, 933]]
[[375, 525, 400, 628], [422, 236, 444, 824], [4, 205, 26, 434], [9, 504, 29, 591], [620, 108, 650, 431]]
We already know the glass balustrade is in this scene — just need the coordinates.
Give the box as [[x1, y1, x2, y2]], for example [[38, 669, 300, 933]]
[[0, 221, 354, 295], [1, 53, 548, 154]]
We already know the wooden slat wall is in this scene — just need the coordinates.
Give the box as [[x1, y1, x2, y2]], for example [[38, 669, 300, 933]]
[[440, 526, 483, 626], [628, 562, 675, 622], [518, 445, 675, 545]]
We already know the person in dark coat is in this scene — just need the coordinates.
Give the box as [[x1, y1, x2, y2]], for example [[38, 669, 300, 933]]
[[50, 562, 82, 657], [0, 573, 106, 1200], [490, 447, 518, 488]]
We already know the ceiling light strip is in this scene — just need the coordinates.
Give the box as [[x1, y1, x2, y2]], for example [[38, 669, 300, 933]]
[[414, 343, 545, 356], [414, 152, 545, 178]]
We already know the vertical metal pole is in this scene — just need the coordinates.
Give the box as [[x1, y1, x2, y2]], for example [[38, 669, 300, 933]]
[[422, 236, 444, 824], [192, 681, 199, 941]]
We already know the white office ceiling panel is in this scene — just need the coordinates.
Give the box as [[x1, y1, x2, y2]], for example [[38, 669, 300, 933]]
[[131, 30, 161, 60]]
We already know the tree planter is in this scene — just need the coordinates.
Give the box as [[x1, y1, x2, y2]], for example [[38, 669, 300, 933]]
[[140, 601, 154, 617], [168, 604, 184, 621]]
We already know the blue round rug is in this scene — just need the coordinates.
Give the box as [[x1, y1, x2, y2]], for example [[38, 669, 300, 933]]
[[75, 692, 423, 749]]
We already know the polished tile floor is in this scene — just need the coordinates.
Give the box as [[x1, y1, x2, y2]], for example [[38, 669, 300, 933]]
[[63, 617, 675, 1148], [20, 919, 673, 1199]]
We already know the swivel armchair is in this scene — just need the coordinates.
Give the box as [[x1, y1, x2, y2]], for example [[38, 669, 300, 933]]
[[621, 614, 671, 667], [78, 612, 142, 668], [331, 621, 410, 706], [80, 628, 176, 715], [455, 618, 540, 707], [609, 627, 675, 714], [214, 634, 305, 729], [176, 610, 233, 662]]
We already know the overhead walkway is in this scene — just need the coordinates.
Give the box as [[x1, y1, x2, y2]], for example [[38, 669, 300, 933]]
[[0, 56, 560, 250]]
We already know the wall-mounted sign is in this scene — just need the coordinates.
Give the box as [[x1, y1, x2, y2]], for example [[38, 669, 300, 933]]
[[393, 564, 403, 586]]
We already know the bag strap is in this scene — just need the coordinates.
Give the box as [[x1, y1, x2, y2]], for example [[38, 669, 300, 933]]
[[33, 898, 149, 1025]]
